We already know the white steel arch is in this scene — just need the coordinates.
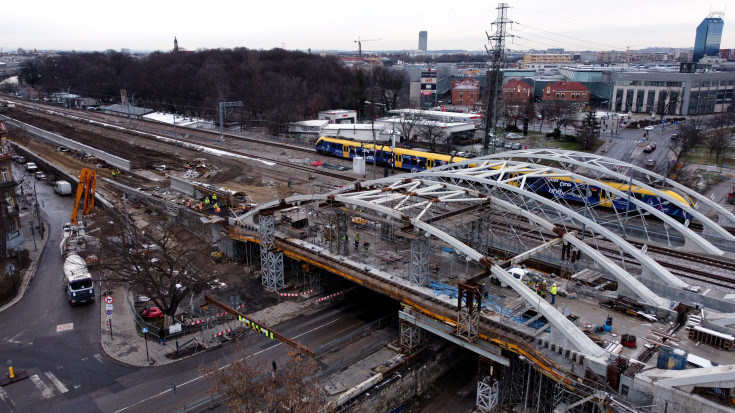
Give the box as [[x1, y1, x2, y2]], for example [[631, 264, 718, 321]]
[[408, 170, 688, 288], [432, 157, 724, 255], [453, 149, 735, 241]]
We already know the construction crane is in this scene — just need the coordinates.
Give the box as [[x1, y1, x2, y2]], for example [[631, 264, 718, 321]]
[[354, 37, 381, 58]]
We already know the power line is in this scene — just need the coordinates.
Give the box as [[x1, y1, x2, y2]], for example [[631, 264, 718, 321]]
[[512, 22, 624, 50]]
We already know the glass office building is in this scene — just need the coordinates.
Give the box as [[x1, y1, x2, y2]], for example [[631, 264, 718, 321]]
[[693, 16, 724, 62]]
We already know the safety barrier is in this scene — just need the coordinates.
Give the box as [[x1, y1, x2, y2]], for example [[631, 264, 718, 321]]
[[188, 304, 245, 326], [316, 287, 357, 303], [277, 289, 314, 297]]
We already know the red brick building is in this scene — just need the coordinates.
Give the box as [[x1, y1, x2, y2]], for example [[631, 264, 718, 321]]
[[503, 79, 534, 104], [450, 77, 480, 107], [542, 81, 589, 103]]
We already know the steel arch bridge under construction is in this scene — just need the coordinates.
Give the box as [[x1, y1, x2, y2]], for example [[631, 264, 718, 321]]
[[231, 149, 735, 412]]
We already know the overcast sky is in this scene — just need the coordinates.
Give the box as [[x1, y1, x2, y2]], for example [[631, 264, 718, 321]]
[[1, 1, 733, 53]]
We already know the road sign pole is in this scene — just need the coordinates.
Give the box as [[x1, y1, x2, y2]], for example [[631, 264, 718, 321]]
[[144, 332, 149, 364], [109, 318, 113, 341]]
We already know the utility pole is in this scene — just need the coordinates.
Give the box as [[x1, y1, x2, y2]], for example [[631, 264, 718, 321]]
[[482, 3, 513, 155]]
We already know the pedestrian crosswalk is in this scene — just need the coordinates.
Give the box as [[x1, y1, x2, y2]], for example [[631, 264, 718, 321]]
[[0, 354, 106, 407]]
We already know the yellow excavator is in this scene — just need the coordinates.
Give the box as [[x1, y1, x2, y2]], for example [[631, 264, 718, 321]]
[[60, 168, 97, 255]]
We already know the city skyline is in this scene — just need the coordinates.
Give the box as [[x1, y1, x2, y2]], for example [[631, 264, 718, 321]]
[[1, 1, 733, 54]]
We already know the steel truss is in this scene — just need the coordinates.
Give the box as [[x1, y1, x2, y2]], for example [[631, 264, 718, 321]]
[[259, 214, 284, 290]]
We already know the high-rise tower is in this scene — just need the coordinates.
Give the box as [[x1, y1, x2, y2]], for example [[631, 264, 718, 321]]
[[174, 37, 179, 53], [418, 31, 427, 52], [693, 12, 724, 62]]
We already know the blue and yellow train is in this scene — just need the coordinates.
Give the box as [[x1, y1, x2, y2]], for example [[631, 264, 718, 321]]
[[314, 137, 694, 220]]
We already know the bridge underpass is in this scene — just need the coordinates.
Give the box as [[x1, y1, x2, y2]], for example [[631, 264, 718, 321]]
[[225, 158, 735, 412]]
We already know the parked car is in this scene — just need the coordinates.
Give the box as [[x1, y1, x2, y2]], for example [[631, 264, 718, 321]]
[[511, 142, 522, 150], [645, 159, 656, 168], [644, 125, 654, 131], [35, 171, 46, 180], [25, 162, 38, 173], [494, 140, 505, 148], [670, 134, 678, 141], [15, 156, 26, 164], [504, 142, 513, 149], [505, 132, 523, 140], [311, 160, 323, 167], [140, 307, 163, 318]]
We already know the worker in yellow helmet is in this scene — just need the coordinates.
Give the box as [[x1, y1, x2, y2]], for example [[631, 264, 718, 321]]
[[550, 283, 558, 305]]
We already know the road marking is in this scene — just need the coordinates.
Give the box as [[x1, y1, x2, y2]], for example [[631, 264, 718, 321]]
[[8, 332, 22, 341], [30, 375, 54, 399], [115, 318, 342, 413], [56, 323, 74, 333], [0, 387, 18, 413], [44, 371, 68, 393], [94, 354, 104, 363]]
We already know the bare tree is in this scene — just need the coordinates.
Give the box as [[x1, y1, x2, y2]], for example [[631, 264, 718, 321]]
[[415, 120, 448, 152], [97, 208, 219, 320], [202, 349, 326, 413], [707, 128, 732, 171], [539, 101, 577, 138], [394, 113, 421, 144], [670, 119, 707, 178]]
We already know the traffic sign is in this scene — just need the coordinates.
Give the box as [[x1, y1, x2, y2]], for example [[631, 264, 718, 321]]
[[106, 303, 113, 311], [106, 314, 112, 320], [106, 310, 111, 316], [142, 327, 148, 333], [104, 295, 114, 304]]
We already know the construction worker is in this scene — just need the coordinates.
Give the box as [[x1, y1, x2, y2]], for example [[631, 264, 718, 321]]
[[204, 196, 211, 206], [535, 283, 540, 296], [550, 283, 557, 305], [354, 233, 360, 251], [212, 194, 218, 203], [363, 241, 370, 257]]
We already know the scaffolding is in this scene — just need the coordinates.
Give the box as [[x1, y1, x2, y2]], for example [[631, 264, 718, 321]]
[[259, 214, 284, 290], [409, 236, 430, 286], [399, 320, 422, 352], [457, 282, 482, 342]]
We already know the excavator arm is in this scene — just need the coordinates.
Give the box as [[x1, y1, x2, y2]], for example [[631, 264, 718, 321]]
[[71, 168, 96, 225]]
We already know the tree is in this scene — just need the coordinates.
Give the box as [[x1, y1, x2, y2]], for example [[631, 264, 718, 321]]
[[370, 66, 405, 112], [575, 108, 601, 151], [203, 350, 326, 413], [670, 119, 707, 178], [415, 120, 448, 152], [96, 208, 219, 320], [707, 128, 732, 171], [394, 112, 421, 144], [539, 101, 576, 137]]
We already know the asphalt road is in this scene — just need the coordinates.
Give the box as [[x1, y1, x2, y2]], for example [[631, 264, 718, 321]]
[[0, 178, 395, 413]]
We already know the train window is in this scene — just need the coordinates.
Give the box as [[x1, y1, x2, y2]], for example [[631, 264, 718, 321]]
[[418, 159, 426, 168]]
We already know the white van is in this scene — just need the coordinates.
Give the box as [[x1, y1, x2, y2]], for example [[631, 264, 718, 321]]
[[25, 162, 38, 173], [54, 180, 72, 196]]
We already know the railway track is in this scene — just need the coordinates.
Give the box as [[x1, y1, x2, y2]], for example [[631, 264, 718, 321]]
[[490, 222, 735, 290], [4, 99, 355, 183]]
